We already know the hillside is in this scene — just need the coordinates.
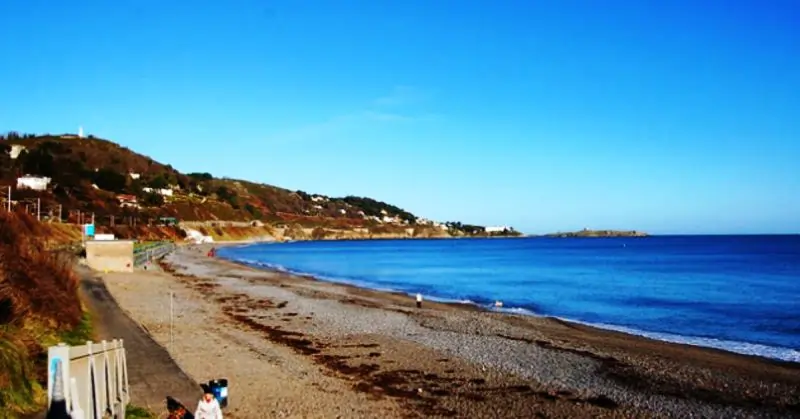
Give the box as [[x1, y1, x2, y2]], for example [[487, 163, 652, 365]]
[[0, 132, 518, 238], [0, 210, 91, 416]]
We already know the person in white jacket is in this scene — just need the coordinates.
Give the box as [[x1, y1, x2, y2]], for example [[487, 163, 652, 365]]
[[195, 385, 223, 419]]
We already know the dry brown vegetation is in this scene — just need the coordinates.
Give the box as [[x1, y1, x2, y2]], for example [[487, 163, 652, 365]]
[[0, 135, 420, 227], [0, 210, 90, 416]]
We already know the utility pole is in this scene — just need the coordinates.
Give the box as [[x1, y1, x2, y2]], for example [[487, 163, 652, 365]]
[[58, 205, 62, 223], [37, 198, 40, 221]]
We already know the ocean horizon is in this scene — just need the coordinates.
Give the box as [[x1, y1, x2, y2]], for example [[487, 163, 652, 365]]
[[217, 235, 800, 363]]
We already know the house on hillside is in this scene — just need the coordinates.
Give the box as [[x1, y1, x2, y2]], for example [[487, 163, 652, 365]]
[[117, 194, 140, 209], [16, 175, 51, 191], [485, 226, 511, 233], [142, 187, 174, 197], [9, 145, 26, 159], [129, 172, 141, 180]]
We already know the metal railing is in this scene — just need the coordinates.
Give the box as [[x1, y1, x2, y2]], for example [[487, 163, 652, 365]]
[[47, 339, 130, 419], [133, 241, 176, 267]]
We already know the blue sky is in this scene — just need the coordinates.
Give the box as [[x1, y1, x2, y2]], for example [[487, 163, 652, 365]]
[[1, 0, 798, 234]]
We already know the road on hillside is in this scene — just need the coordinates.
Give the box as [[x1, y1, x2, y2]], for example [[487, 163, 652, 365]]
[[77, 266, 201, 415]]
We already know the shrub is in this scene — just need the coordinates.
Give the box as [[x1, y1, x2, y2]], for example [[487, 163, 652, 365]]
[[0, 211, 85, 415], [311, 227, 327, 240]]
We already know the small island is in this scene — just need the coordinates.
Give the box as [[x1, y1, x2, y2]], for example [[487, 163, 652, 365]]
[[538, 229, 649, 238]]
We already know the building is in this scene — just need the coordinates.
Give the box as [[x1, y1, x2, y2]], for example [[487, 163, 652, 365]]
[[485, 226, 512, 233], [129, 172, 141, 180], [9, 145, 26, 159], [17, 175, 51, 191], [85, 240, 135, 273], [142, 187, 173, 197], [117, 194, 139, 209]]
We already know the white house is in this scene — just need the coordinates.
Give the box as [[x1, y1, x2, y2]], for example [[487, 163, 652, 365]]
[[129, 172, 141, 180], [9, 145, 26, 159], [485, 226, 511, 233], [17, 175, 51, 191], [184, 229, 214, 244], [142, 187, 173, 197]]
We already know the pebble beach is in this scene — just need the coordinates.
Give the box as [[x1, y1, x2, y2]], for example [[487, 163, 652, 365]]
[[101, 244, 800, 418]]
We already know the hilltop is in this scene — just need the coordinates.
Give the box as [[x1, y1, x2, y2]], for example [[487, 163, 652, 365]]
[[0, 132, 519, 239]]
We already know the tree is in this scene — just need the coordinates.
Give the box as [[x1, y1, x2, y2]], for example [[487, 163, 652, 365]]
[[92, 169, 127, 193], [142, 193, 164, 207], [20, 147, 55, 177], [188, 172, 213, 181], [215, 186, 232, 200], [245, 203, 262, 219], [148, 174, 169, 189]]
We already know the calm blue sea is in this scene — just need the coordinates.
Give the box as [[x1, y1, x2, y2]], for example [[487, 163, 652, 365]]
[[217, 236, 800, 362]]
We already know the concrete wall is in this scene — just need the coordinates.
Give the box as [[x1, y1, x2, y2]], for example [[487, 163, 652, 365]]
[[85, 240, 135, 273]]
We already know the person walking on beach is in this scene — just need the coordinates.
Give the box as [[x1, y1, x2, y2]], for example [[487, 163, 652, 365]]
[[195, 385, 223, 419]]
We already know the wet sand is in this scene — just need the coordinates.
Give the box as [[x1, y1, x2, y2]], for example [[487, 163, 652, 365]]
[[104, 244, 800, 418]]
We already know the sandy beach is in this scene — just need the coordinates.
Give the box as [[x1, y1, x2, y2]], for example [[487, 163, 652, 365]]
[[101, 244, 800, 418]]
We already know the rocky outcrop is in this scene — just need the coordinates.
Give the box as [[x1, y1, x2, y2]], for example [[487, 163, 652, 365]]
[[542, 229, 649, 238]]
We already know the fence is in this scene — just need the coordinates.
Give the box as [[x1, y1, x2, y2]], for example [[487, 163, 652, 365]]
[[133, 241, 176, 267], [47, 339, 130, 419]]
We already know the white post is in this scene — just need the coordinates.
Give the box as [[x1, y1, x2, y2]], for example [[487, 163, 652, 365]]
[[170, 291, 174, 349], [37, 198, 40, 221], [47, 343, 72, 412]]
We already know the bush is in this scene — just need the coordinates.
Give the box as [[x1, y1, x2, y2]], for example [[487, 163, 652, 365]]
[[311, 227, 327, 240], [142, 193, 165, 207], [0, 211, 86, 415]]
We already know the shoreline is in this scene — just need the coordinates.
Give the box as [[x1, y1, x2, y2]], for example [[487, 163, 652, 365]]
[[211, 242, 798, 365], [144, 243, 800, 417]]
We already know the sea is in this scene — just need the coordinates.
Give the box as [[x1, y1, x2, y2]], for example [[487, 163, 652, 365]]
[[217, 236, 800, 362]]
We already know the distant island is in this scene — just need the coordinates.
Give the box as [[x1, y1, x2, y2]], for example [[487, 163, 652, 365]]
[[537, 229, 649, 238]]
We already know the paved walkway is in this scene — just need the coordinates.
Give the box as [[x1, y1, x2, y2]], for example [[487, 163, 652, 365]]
[[77, 266, 201, 415]]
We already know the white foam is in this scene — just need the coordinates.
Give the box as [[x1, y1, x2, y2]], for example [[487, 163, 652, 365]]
[[566, 319, 800, 363], [221, 254, 800, 364]]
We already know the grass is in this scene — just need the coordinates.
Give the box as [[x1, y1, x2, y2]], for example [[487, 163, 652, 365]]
[[126, 404, 156, 418], [0, 210, 86, 416], [58, 311, 94, 346]]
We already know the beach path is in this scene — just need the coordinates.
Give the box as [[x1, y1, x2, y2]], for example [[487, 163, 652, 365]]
[[77, 266, 202, 416]]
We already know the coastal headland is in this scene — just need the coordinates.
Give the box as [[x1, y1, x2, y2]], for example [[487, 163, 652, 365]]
[[98, 243, 800, 418]]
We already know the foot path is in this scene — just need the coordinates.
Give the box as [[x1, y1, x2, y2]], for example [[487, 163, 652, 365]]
[[77, 266, 201, 416]]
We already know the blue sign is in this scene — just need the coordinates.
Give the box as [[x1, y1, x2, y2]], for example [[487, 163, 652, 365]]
[[50, 357, 61, 375], [84, 224, 95, 236]]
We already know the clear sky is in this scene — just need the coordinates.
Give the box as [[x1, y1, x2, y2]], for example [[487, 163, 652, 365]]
[[1, 0, 798, 234]]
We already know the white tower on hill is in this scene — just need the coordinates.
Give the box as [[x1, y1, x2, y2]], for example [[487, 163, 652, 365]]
[[78, 126, 84, 138]]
